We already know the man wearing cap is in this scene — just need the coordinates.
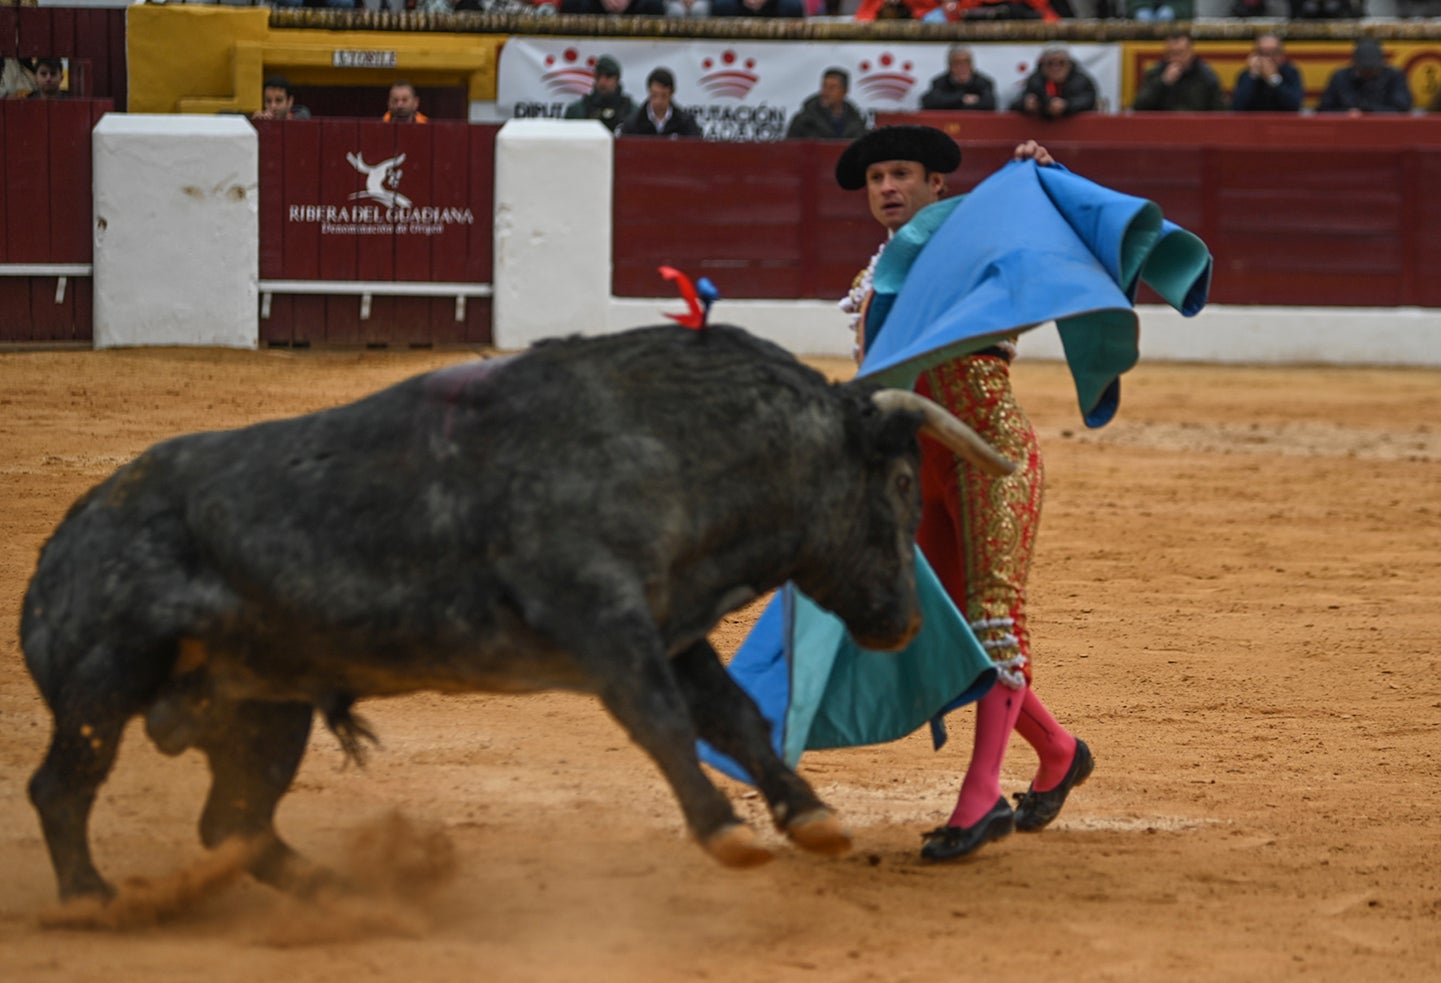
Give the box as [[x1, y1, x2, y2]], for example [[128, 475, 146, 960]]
[[564, 55, 636, 133], [785, 68, 868, 141], [1316, 39, 1413, 116], [836, 125, 1093, 862]]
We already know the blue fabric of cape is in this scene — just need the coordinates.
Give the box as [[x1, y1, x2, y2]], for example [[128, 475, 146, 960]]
[[700, 159, 1212, 785]]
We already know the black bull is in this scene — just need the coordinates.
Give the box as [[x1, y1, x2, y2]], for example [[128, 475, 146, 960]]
[[21, 324, 1012, 901]]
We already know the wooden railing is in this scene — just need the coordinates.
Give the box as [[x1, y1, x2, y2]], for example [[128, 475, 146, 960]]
[[0, 99, 111, 344]]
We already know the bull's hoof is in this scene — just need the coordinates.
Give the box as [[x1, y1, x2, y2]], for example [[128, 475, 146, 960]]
[[702, 824, 774, 869], [785, 809, 852, 857]]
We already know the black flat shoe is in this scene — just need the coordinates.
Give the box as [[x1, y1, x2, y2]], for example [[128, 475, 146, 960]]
[[1014, 738, 1093, 832], [919, 796, 1014, 862]]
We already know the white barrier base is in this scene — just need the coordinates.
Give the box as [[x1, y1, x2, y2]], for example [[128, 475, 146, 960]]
[[610, 298, 1441, 368], [92, 114, 258, 350]]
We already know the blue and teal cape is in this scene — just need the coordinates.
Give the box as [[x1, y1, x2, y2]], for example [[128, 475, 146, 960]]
[[701, 159, 1212, 784]]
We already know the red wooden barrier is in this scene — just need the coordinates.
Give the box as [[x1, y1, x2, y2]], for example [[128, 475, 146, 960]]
[[256, 120, 496, 347], [613, 138, 872, 302], [615, 114, 1441, 310], [7, 6, 126, 107], [0, 98, 110, 344]]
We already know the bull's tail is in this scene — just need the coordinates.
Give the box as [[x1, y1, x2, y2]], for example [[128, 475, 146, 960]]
[[321, 693, 380, 768]]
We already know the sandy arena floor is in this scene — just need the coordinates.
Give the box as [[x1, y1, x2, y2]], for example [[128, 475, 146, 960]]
[[1, 345, 1439, 982]]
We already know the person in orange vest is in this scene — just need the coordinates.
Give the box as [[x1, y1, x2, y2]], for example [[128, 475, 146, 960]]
[[383, 82, 430, 124]]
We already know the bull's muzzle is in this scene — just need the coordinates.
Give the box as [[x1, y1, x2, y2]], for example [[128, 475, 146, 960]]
[[853, 609, 923, 653]]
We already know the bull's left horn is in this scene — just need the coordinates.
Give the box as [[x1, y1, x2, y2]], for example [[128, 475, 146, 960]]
[[871, 390, 1017, 477]]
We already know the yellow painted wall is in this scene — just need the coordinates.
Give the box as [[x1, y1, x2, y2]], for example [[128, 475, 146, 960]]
[[127, 6, 502, 115]]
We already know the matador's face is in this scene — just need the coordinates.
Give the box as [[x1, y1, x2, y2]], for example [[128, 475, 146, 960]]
[[865, 159, 946, 234]]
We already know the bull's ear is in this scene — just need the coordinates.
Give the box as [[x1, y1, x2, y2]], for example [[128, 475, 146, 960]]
[[854, 398, 925, 464]]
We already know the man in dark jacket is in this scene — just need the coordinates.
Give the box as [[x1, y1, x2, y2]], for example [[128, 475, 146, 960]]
[[564, 55, 635, 133], [1132, 31, 1226, 112], [1231, 33, 1303, 112], [785, 68, 868, 141], [1316, 38, 1413, 115], [620, 68, 703, 138], [919, 45, 997, 112], [1010, 47, 1097, 120]]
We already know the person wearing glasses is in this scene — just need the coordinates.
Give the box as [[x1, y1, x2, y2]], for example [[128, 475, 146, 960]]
[[1010, 47, 1098, 120]]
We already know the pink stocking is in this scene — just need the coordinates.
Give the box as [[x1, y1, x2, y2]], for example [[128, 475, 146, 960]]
[[1014, 686, 1078, 792], [947, 682, 1025, 828]]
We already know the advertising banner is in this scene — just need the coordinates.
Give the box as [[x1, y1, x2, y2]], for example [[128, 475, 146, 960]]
[[497, 38, 1123, 142]]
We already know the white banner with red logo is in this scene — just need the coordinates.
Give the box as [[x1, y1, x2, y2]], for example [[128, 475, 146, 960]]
[[496, 38, 1122, 142]]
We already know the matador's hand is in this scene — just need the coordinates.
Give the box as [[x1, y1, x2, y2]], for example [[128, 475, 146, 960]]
[[1012, 140, 1055, 167]]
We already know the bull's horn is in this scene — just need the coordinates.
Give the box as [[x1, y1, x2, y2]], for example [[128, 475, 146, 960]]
[[871, 390, 1017, 477]]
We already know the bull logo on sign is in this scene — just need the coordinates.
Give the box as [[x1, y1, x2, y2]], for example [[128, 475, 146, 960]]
[[346, 152, 413, 209]]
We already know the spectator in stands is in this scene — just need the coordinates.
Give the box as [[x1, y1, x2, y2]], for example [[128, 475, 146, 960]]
[[1125, 0, 1192, 19], [785, 69, 868, 141], [252, 76, 311, 121], [1132, 31, 1226, 112], [1010, 47, 1097, 120], [26, 58, 67, 101], [563, 55, 635, 132], [1316, 39, 1413, 116], [919, 45, 998, 112], [854, 0, 938, 18], [922, 0, 1068, 21], [1231, 33, 1303, 113], [560, 0, 664, 13], [619, 68, 703, 138], [384, 82, 429, 123], [666, 0, 712, 15], [713, 0, 806, 14]]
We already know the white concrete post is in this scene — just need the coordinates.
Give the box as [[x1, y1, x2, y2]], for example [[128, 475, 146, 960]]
[[492, 119, 614, 349], [92, 114, 258, 349]]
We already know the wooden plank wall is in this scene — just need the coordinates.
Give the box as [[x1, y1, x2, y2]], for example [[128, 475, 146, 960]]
[[4, 6, 126, 108], [257, 119, 496, 347], [613, 138, 874, 302], [0, 99, 110, 344], [615, 119, 1441, 310]]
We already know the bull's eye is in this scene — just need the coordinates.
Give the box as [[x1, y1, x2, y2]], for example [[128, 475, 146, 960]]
[[895, 473, 913, 495]]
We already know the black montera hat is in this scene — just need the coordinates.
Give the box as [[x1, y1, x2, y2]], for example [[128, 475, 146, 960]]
[[835, 125, 962, 191]]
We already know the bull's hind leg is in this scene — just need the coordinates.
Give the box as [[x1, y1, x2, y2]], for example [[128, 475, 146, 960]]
[[577, 618, 772, 868], [671, 641, 850, 858], [27, 641, 168, 900], [29, 707, 130, 900], [195, 699, 329, 894]]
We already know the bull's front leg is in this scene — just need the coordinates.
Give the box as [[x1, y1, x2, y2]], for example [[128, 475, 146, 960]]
[[671, 641, 850, 858], [573, 614, 773, 869]]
